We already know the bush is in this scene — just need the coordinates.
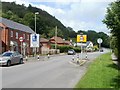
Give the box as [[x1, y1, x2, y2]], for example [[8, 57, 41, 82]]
[[57, 45, 73, 53], [93, 45, 99, 51], [73, 47, 81, 53], [114, 48, 118, 57], [50, 44, 81, 53]]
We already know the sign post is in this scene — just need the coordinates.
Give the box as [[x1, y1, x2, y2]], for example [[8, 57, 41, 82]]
[[97, 38, 103, 52], [30, 34, 40, 56], [19, 37, 23, 55], [77, 34, 87, 63]]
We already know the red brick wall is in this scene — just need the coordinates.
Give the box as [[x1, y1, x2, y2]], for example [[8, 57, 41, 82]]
[[0, 23, 34, 55], [0, 30, 2, 53]]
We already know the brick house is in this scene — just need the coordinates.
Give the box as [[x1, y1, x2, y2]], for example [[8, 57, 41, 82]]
[[50, 36, 72, 46], [50, 36, 64, 46], [0, 17, 35, 55], [0, 27, 2, 54], [40, 38, 50, 54], [64, 40, 72, 46]]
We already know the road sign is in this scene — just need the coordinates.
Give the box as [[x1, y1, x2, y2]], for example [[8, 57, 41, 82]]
[[77, 35, 87, 42], [97, 38, 103, 44], [19, 37, 23, 42], [30, 34, 39, 47]]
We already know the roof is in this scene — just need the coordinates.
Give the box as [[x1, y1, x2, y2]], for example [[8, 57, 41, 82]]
[[86, 41, 93, 46], [50, 36, 64, 44], [40, 38, 49, 43], [64, 40, 70, 44], [0, 17, 35, 34]]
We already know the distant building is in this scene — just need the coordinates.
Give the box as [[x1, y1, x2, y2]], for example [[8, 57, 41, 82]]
[[64, 40, 72, 46], [0, 17, 35, 55], [50, 36, 64, 46], [40, 38, 50, 54], [76, 41, 93, 51], [86, 41, 94, 51], [86, 41, 93, 48], [50, 36, 72, 46]]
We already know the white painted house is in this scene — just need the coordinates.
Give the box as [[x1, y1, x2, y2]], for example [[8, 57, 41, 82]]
[[86, 41, 94, 51]]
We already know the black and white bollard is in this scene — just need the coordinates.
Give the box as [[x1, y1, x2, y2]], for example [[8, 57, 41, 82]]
[[37, 55, 40, 60], [85, 53, 88, 60], [72, 55, 74, 61], [25, 56, 28, 61], [48, 54, 50, 59]]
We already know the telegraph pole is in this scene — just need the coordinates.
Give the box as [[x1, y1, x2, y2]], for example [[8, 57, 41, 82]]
[[55, 26, 57, 54]]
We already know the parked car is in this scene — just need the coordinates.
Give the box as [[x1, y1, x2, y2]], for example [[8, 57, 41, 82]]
[[68, 49, 76, 55], [0, 51, 23, 66]]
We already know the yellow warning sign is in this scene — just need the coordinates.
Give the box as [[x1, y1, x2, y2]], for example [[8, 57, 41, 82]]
[[77, 35, 87, 42]]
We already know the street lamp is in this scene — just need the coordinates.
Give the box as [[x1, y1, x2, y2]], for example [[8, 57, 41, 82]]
[[35, 12, 39, 33], [34, 12, 39, 56]]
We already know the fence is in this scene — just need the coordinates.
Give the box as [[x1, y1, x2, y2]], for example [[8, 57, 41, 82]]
[[41, 48, 60, 55]]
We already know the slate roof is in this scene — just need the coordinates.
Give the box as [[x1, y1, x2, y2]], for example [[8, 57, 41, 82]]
[[0, 17, 35, 34], [86, 41, 92, 46]]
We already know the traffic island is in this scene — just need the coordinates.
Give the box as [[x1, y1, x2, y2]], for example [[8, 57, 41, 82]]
[[70, 58, 88, 66]]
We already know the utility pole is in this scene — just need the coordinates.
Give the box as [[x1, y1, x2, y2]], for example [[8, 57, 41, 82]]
[[55, 26, 57, 54], [34, 12, 39, 56]]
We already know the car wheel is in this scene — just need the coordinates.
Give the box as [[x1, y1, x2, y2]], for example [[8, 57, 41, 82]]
[[19, 59, 23, 64], [7, 60, 11, 67]]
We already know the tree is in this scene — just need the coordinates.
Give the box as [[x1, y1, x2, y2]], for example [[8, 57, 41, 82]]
[[48, 27, 63, 38], [103, 1, 120, 63]]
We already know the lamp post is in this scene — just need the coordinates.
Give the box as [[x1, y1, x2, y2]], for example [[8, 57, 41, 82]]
[[55, 26, 57, 54], [34, 12, 39, 56]]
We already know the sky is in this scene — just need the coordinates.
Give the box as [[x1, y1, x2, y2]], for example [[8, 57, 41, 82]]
[[1, 0, 117, 34]]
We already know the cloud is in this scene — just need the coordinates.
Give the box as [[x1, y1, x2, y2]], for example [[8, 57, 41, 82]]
[[1, 0, 116, 34], [38, 5, 65, 15]]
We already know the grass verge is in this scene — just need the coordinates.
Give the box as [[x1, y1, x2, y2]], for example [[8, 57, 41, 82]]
[[75, 53, 120, 88]]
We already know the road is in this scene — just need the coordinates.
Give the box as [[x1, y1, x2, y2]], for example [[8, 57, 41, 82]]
[[1, 49, 109, 88]]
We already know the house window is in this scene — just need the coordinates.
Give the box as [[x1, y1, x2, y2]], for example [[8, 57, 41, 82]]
[[11, 31, 13, 37], [23, 34, 25, 39], [16, 32, 18, 39], [27, 35, 29, 40]]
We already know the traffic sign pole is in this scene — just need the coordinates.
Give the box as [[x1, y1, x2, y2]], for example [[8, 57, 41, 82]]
[[19, 37, 23, 55], [80, 34, 83, 62], [97, 38, 103, 52], [21, 41, 23, 55]]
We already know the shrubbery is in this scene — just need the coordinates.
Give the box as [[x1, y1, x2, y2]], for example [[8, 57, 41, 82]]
[[51, 44, 81, 53], [93, 45, 99, 51]]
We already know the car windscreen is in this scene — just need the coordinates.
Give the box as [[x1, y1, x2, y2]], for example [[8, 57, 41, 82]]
[[2, 52, 13, 57]]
